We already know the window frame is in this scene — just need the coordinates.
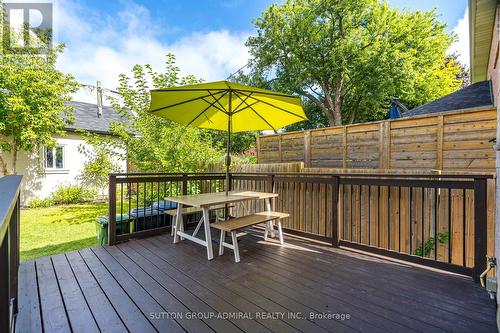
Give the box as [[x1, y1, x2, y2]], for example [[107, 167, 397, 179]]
[[44, 145, 66, 171]]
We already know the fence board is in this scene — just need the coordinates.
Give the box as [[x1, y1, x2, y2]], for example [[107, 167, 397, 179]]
[[258, 108, 497, 172]]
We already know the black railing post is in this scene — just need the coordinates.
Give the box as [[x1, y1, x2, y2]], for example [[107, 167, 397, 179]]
[[332, 176, 340, 247], [182, 173, 188, 195], [9, 193, 19, 315], [0, 176, 22, 333], [108, 174, 117, 246], [0, 224, 9, 333], [473, 177, 487, 282]]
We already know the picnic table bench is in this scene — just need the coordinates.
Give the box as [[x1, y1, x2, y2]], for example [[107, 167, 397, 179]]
[[211, 211, 289, 262]]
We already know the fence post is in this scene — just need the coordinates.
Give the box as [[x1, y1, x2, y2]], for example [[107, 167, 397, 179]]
[[108, 174, 117, 246], [332, 176, 340, 247], [304, 131, 312, 167], [473, 177, 487, 282], [256, 136, 260, 163], [182, 174, 188, 195], [268, 174, 275, 210]]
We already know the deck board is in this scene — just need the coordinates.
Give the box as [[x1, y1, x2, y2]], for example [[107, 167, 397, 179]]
[[15, 229, 497, 333], [15, 260, 42, 333], [65, 251, 127, 333], [36, 256, 72, 333], [51, 254, 100, 333]]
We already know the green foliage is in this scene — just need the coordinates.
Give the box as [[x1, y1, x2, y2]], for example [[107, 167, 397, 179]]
[[51, 185, 97, 205], [103, 54, 223, 173], [77, 131, 123, 189], [247, 0, 462, 127], [0, 14, 78, 174], [231, 151, 257, 166], [27, 197, 54, 208], [414, 232, 450, 257], [204, 130, 257, 154]]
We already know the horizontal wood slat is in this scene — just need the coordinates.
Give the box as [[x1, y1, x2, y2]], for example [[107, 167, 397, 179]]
[[258, 108, 497, 171]]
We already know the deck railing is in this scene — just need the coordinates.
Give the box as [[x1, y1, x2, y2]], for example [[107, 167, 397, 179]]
[[108, 172, 490, 281], [0, 176, 22, 333]]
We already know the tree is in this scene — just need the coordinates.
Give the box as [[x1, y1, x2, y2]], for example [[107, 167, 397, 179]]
[[0, 33, 78, 174], [105, 54, 222, 173], [77, 131, 124, 190], [247, 0, 463, 126]]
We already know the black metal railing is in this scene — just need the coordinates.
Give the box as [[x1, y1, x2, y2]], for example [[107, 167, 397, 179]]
[[108, 172, 490, 281], [108, 173, 226, 244], [0, 176, 22, 333], [337, 175, 489, 281]]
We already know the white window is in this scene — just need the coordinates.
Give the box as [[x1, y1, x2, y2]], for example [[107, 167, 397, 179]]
[[44, 146, 65, 169]]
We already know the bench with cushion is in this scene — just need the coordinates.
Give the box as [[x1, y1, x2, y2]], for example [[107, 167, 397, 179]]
[[211, 211, 289, 262]]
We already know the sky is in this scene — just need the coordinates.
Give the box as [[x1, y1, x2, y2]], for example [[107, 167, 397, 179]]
[[6, 0, 470, 104]]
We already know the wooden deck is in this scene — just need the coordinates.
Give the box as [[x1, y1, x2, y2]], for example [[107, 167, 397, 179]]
[[15, 229, 496, 333]]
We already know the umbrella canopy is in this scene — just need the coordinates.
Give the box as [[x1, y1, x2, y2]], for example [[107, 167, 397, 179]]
[[149, 81, 306, 132], [149, 80, 307, 194]]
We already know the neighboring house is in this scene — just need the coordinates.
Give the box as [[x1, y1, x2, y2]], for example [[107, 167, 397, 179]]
[[3, 101, 128, 204], [403, 80, 495, 117]]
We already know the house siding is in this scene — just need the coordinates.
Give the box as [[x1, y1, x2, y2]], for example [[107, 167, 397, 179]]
[[2, 132, 126, 204], [487, 4, 500, 102]]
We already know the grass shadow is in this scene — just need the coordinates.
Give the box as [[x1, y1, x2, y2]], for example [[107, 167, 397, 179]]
[[20, 236, 97, 261]]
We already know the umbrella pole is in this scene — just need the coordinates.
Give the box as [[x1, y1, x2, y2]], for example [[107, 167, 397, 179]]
[[225, 91, 232, 196]]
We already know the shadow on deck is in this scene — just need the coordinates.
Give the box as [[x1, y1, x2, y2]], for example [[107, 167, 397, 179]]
[[15, 229, 497, 333]]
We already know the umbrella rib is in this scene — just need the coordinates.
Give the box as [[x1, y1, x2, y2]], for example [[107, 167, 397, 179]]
[[238, 96, 277, 132], [187, 90, 229, 127], [232, 91, 253, 113], [232, 100, 259, 115], [231, 88, 298, 98], [150, 90, 225, 113], [207, 90, 229, 114], [153, 88, 227, 92], [235, 90, 307, 120], [201, 97, 226, 113]]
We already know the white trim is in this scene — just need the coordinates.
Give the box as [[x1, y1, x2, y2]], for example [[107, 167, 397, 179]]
[[43, 169, 70, 175], [43, 145, 66, 171]]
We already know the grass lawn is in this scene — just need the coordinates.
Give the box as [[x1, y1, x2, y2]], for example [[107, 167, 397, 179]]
[[20, 203, 107, 261]]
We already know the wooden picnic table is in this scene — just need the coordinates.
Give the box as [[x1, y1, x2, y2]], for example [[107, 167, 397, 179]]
[[165, 191, 278, 260]]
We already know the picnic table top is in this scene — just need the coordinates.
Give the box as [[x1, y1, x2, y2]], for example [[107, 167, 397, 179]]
[[165, 190, 277, 208]]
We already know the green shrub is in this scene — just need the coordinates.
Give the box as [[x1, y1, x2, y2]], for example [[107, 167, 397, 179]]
[[51, 185, 97, 205], [414, 232, 449, 257], [27, 198, 54, 208]]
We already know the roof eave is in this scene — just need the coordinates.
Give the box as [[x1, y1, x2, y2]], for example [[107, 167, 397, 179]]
[[469, 0, 498, 83]]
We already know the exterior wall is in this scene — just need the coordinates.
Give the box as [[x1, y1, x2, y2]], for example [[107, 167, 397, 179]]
[[487, 4, 500, 102], [2, 132, 127, 204], [490, 4, 500, 309]]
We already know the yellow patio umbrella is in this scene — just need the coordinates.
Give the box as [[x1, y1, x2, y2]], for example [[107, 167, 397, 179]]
[[149, 80, 307, 194]]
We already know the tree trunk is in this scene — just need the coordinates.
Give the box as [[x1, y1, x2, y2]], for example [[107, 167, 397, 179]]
[[11, 141, 17, 175], [0, 155, 8, 175], [322, 79, 343, 126]]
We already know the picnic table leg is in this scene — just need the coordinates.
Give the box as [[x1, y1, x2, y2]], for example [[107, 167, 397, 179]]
[[173, 203, 183, 244], [202, 207, 214, 260], [265, 198, 275, 238]]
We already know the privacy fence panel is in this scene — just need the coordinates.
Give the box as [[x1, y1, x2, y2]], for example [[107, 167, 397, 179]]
[[257, 108, 497, 171]]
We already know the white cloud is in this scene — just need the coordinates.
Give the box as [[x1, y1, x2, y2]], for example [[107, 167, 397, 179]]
[[448, 8, 469, 67], [49, 0, 250, 104]]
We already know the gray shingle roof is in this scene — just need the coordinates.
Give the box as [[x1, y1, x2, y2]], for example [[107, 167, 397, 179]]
[[402, 80, 494, 118], [63, 101, 131, 135]]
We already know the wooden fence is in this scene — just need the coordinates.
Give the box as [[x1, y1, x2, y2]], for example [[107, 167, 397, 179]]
[[257, 108, 497, 171]]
